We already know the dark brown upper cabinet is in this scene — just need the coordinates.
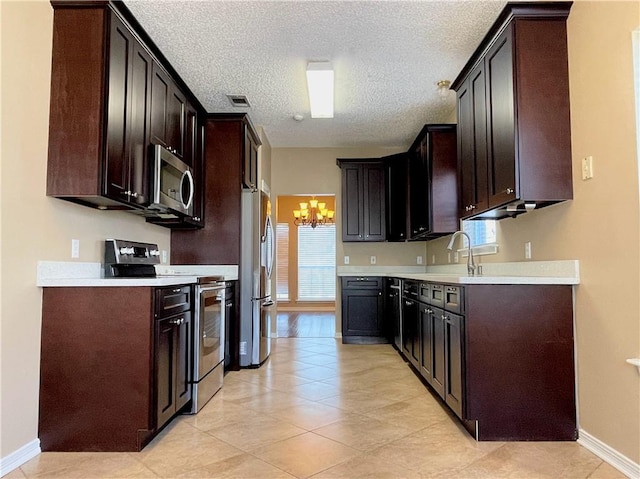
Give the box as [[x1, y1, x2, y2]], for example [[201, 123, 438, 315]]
[[46, 1, 205, 218], [408, 125, 459, 240], [243, 126, 260, 191], [384, 153, 409, 242], [150, 63, 187, 159], [47, 6, 150, 209], [452, 2, 573, 220], [337, 160, 386, 242]]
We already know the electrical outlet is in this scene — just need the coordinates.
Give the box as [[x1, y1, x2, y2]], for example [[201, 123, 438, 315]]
[[71, 239, 80, 258], [344, 255, 350, 265], [240, 341, 247, 355], [431, 254, 436, 264], [454, 252, 459, 263], [581, 156, 594, 180], [162, 250, 168, 264], [370, 256, 377, 265], [525, 242, 532, 259], [448, 252, 452, 264], [416, 255, 423, 265]]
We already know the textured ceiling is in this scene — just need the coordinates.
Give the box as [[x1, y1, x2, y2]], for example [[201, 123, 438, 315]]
[[123, 0, 508, 149]]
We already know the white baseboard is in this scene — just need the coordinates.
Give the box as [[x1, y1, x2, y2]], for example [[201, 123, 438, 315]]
[[335, 332, 342, 339], [0, 439, 41, 477], [578, 429, 640, 478]]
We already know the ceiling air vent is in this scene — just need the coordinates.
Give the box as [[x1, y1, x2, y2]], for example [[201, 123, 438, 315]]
[[226, 95, 251, 108]]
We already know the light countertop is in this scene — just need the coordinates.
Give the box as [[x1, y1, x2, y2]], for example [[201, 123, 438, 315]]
[[37, 262, 238, 287], [336, 260, 579, 285]]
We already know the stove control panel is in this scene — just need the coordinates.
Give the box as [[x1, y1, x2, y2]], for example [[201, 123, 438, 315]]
[[104, 239, 160, 278]]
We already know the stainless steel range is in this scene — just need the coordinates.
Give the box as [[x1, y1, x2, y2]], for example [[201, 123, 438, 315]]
[[190, 276, 225, 413], [103, 239, 225, 414]]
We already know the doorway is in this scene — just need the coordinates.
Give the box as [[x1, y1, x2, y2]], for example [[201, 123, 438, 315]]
[[275, 195, 336, 338]]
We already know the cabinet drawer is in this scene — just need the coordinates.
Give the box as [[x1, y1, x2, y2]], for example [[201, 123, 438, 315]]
[[402, 280, 418, 299], [155, 285, 191, 318], [419, 282, 431, 303], [429, 284, 445, 308], [342, 276, 383, 290], [444, 286, 464, 314]]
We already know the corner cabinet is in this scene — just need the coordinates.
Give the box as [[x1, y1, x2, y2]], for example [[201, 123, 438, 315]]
[[384, 153, 409, 242], [452, 2, 573, 220], [341, 276, 389, 344], [337, 159, 386, 242], [39, 284, 193, 452], [171, 113, 261, 265], [408, 124, 458, 240]]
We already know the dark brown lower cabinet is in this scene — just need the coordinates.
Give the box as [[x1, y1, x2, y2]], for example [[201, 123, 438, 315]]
[[39, 285, 192, 452], [419, 303, 433, 385], [155, 310, 192, 428], [430, 306, 446, 399], [396, 280, 576, 442], [443, 311, 463, 419], [341, 277, 389, 343]]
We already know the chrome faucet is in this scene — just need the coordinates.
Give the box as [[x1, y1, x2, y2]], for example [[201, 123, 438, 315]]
[[447, 231, 476, 276]]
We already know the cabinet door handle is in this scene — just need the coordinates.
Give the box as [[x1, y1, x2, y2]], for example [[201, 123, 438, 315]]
[[172, 288, 182, 293], [405, 300, 414, 306], [378, 291, 382, 296], [170, 317, 184, 325], [505, 188, 514, 194]]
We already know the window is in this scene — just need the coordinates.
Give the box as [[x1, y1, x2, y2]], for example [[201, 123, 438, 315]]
[[462, 219, 497, 247], [276, 223, 289, 300], [297, 225, 336, 301], [458, 219, 498, 257]]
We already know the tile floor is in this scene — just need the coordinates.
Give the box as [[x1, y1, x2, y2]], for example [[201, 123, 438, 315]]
[[7, 338, 626, 479]]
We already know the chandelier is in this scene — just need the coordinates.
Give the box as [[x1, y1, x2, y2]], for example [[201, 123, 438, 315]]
[[293, 198, 335, 228]]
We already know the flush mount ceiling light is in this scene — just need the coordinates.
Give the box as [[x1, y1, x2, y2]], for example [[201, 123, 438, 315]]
[[306, 62, 334, 118], [436, 80, 452, 100]]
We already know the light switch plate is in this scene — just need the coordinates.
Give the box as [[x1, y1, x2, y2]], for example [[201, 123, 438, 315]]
[[525, 242, 532, 259], [344, 255, 350, 265], [582, 156, 594, 180], [370, 256, 377, 265], [417, 255, 423, 265], [71, 239, 80, 258]]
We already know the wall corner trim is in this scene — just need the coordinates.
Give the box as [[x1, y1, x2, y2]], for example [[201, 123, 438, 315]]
[[0, 439, 41, 476], [577, 429, 640, 478]]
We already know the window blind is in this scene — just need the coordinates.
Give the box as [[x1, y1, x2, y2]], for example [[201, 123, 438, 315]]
[[297, 225, 336, 301], [276, 223, 289, 300]]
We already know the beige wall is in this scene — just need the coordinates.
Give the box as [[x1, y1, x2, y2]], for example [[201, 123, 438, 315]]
[[0, 1, 171, 458], [428, 1, 640, 462]]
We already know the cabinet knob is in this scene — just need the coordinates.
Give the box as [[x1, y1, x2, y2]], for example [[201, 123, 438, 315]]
[[505, 188, 514, 194], [359, 235, 362, 238], [131, 192, 138, 198], [366, 234, 369, 238], [378, 292, 382, 296]]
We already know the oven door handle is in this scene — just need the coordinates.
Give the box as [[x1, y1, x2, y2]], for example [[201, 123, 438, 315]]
[[198, 286, 225, 293]]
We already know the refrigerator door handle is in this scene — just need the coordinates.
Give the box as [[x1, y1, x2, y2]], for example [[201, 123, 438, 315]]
[[262, 299, 274, 307], [252, 295, 270, 301]]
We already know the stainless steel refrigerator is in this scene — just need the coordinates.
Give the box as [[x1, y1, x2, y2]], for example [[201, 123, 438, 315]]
[[239, 188, 274, 367]]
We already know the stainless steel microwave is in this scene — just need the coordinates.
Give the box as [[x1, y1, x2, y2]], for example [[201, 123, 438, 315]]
[[148, 144, 194, 217]]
